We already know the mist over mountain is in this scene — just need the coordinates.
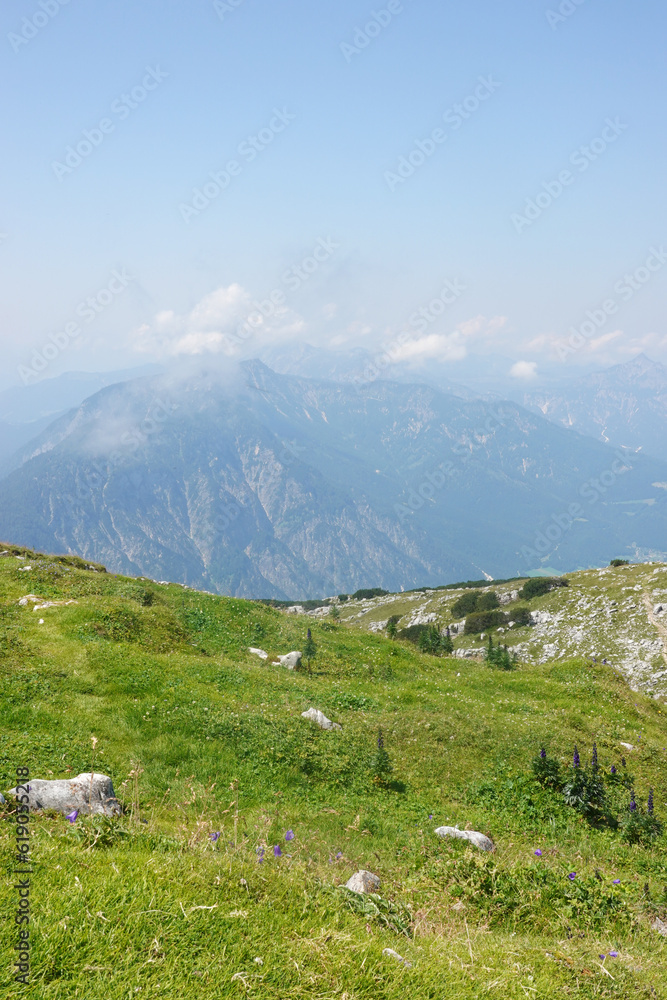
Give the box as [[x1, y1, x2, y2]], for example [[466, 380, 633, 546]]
[[0, 365, 161, 470], [1, 361, 667, 598]]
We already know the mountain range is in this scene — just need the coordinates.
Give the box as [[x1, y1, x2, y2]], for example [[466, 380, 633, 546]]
[[1, 358, 667, 598]]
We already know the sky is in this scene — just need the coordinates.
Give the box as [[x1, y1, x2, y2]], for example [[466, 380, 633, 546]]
[[1, 0, 666, 390]]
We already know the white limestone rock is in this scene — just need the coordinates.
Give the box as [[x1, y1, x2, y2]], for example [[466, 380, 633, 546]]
[[248, 647, 268, 660], [7, 773, 121, 817], [278, 651, 302, 670], [301, 707, 341, 731], [435, 825, 494, 852], [345, 870, 380, 894]]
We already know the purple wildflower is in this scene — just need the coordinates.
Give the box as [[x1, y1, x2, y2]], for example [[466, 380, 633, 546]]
[[378, 728, 384, 749], [648, 789, 654, 815], [591, 742, 598, 772], [210, 831, 220, 843], [336, 851, 343, 859], [540, 748, 546, 760], [610, 765, 616, 775], [65, 809, 78, 824], [285, 829, 295, 841], [609, 951, 618, 958], [534, 849, 543, 856], [429, 814, 433, 820], [573, 747, 580, 769], [612, 879, 620, 884], [629, 793, 637, 813], [599, 954, 606, 960], [567, 872, 576, 881], [273, 845, 282, 857], [256, 847, 265, 863], [307, 628, 311, 639], [621, 757, 627, 768]]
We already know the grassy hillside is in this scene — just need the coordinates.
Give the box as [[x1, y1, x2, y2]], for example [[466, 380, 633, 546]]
[[334, 563, 667, 700], [1, 543, 666, 998]]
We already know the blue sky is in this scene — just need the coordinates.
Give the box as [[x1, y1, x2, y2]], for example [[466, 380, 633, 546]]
[[1, 0, 666, 388]]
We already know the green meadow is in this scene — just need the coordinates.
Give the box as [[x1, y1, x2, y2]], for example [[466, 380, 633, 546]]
[[1, 544, 666, 998]]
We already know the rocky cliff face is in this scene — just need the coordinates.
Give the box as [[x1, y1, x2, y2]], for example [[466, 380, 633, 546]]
[[1, 361, 667, 598]]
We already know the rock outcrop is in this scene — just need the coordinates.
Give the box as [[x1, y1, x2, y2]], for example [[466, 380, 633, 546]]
[[7, 773, 121, 817]]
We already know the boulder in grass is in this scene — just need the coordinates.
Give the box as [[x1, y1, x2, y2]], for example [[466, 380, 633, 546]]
[[277, 651, 302, 670], [345, 870, 380, 894], [434, 825, 494, 852], [248, 647, 268, 660], [301, 708, 342, 731], [7, 773, 121, 817]]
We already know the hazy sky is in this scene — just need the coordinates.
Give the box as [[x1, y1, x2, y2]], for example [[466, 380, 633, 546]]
[[1, 0, 666, 389]]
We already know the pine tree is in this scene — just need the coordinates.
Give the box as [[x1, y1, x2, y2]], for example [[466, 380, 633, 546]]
[[373, 727, 393, 787], [303, 628, 316, 673]]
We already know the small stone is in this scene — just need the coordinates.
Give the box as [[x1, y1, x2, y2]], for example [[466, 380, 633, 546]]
[[383, 947, 412, 968], [248, 647, 268, 660], [301, 708, 341, 731], [345, 870, 380, 894], [651, 917, 667, 937], [434, 825, 494, 852]]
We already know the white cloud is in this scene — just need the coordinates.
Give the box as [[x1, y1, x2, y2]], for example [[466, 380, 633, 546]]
[[134, 282, 303, 358], [457, 315, 507, 339], [390, 332, 467, 364], [510, 360, 538, 380], [589, 330, 622, 352]]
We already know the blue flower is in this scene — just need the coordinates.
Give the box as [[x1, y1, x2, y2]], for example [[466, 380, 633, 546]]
[[573, 747, 580, 769], [648, 789, 654, 816], [567, 872, 576, 881], [65, 809, 78, 824], [285, 829, 295, 841], [612, 879, 620, 884], [210, 831, 220, 843], [609, 951, 618, 958], [273, 845, 282, 857], [256, 847, 265, 863], [540, 748, 546, 759], [534, 849, 543, 856]]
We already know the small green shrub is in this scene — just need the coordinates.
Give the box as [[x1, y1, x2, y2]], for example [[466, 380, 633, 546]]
[[510, 606, 533, 627], [451, 590, 481, 619], [610, 558, 629, 567], [352, 588, 390, 600], [477, 591, 500, 611], [464, 610, 507, 634], [620, 790, 663, 845], [519, 577, 569, 600], [531, 748, 562, 790]]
